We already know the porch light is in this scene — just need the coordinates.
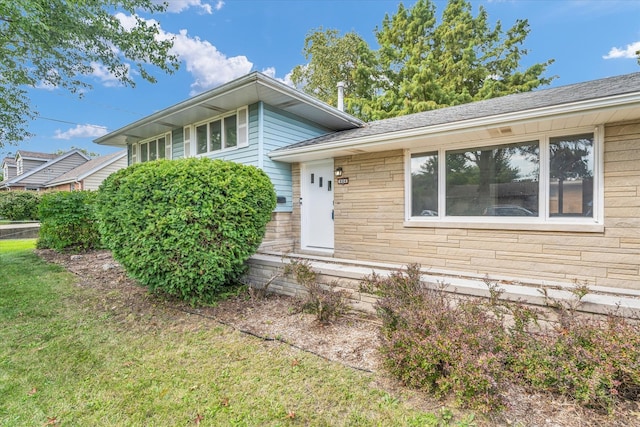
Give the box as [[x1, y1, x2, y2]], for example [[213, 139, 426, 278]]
[[334, 167, 343, 177]]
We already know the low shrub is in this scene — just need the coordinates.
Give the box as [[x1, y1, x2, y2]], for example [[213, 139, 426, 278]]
[[285, 258, 350, 323], [0, 191, 40, 220], [95, 158, 276, 304], [37, 191, 101, 251], [508, 308, 640, 411], [361, 264, 510, 412], [361, 264, 640, 413]]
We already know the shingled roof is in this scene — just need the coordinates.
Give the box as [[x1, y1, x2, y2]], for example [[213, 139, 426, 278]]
[[45, 150, 126, 187], [2, 157, 16, 167], [16, 150, 58, 161], [272, 72, 640, 153]]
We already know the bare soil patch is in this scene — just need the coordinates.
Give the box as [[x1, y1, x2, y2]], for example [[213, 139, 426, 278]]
[[36, 249, 640, 426]]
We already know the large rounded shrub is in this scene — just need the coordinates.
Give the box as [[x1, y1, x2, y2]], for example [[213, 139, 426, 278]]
[[0, 191, 40, 220], [96, 158, 276, 303]]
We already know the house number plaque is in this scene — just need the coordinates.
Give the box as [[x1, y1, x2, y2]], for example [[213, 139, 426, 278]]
[[337, 177, 349, 185]]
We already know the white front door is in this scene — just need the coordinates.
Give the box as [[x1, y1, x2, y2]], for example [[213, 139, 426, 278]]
[[301, 160, 334, 252]]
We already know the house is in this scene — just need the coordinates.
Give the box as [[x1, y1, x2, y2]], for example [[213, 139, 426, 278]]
[[1, 157, 17, 182], [0, 149, 126, 192], [45, 150, 127, 191], [1, 150, 58, 186], [94, 72, 363, 250], [1, 149, 90, 191], [95, 71, 640, 316]]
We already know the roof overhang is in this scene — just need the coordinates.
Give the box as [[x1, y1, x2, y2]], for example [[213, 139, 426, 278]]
[[95, 72, 363, 147], [269, 92, 640, 163]]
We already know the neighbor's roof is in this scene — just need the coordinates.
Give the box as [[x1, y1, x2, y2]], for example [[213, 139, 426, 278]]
[[2, 157, 16, 167], [45, 150, 126, 187], [270, 72, 640, 161], [1, 149, 91, 187], [16, 150, 58, 161], [95, 71, 364, 148]]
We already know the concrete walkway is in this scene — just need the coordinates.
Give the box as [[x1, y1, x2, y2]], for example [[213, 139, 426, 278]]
[[0, 223, 40, 240]]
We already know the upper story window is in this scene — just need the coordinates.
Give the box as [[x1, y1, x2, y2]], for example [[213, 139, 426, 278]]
[[17, 158, 23, 175], [407, 129, 599, 229], [133, 133, 171, 164], [194, 107, 248, 155]]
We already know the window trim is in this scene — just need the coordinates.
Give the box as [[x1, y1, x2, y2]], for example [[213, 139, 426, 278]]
[[133, 132, 172, 163], [193, 107, 249, 156], [184, 126, 192, 158], [404, 125, 604, 232]]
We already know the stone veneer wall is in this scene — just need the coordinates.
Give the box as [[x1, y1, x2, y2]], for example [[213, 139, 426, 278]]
[[286, 120, 640, 292], [258, 211, 294, 253]]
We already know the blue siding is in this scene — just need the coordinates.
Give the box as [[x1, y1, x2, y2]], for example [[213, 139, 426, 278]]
[[201, 103, 259, 166], [144, 102, 332, 213], [262, 104, 330, 212]]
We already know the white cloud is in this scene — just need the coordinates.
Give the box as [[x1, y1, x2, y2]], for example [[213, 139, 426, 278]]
[[54, 124, 108, 140], [114, 12, 295, 94], [603, 40, 640, 59], [262, 67, 295, 87], [281, 71, 295, 88], [114, 12, 144, 31], [169, 29, 253, 94], [156, 0, 223, 14]]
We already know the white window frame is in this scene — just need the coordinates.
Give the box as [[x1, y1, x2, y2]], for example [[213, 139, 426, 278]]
[[165, 135, 172, 160], [134, 133, 172, 163], [404, 126, 603, 232], [130, 143, 137, 164], [237, 106, 249, 148], [184, 126, 192, 158], [194, 107, 249, 155]]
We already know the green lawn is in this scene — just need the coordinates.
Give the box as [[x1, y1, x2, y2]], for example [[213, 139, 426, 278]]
[[0, 238, 37, 253], [0, 241, 468, 426]]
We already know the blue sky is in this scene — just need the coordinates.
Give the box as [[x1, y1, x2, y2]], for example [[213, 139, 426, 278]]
[[4, 0, 640, 159]]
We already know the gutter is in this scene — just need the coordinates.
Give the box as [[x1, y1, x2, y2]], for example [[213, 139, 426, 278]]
[[95, 72, 363, 146], [269, 92, 640, 162]]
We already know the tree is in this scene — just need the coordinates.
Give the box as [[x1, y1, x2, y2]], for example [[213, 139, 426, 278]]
[[0, 0, 179, 147], [290, 27, 379, 116], [292, 0, 554, 121]]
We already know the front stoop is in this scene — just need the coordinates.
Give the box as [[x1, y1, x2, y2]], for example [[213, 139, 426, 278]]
[[245, 251, 640, 319]]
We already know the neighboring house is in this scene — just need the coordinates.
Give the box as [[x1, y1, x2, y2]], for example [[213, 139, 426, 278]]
[[95, 71, 640, 314], [45, 150, 127, 191], [1, 150, 57, 186], [1, 157, 17, 182], [0, 149, 90, 191], [94, 72, 363, 250], [14, 150, 58, 177], [0, 149, 126, 192]]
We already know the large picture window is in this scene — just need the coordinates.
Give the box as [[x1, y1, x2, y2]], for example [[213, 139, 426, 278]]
[[446, 141, 539, 217], [408, 130, 598, 225]]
